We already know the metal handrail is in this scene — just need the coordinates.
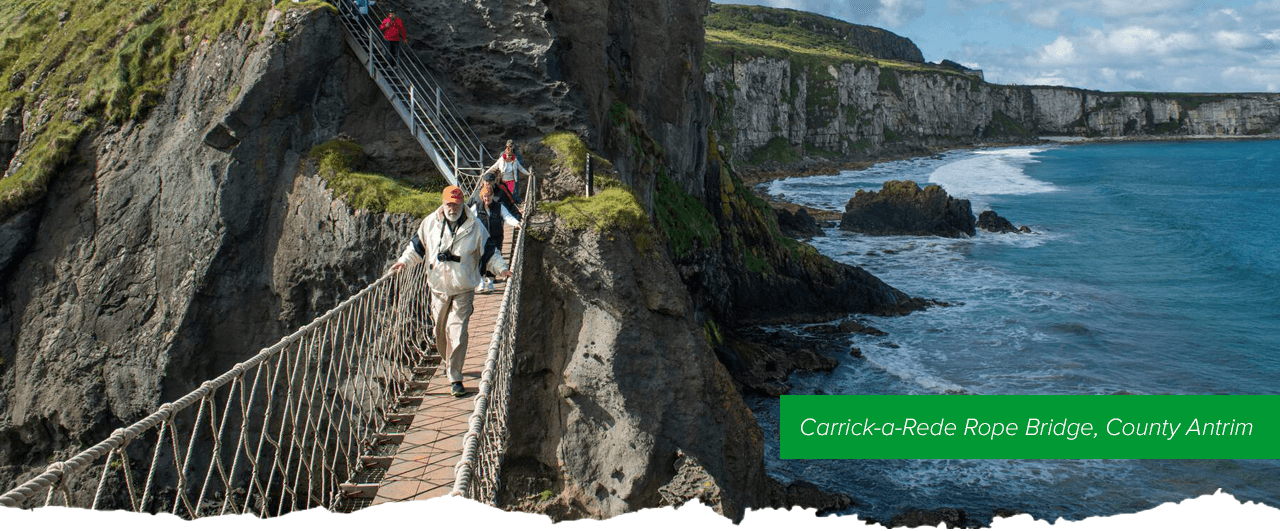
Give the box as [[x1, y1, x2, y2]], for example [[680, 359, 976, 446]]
[[335, 0, 493, 194]]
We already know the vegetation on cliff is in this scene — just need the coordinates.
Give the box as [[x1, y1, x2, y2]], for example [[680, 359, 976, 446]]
[[702, 4, 976, 164], [0, 1, 329, 221], [703, 5, 959, 75], [309, 139, 442, 217]]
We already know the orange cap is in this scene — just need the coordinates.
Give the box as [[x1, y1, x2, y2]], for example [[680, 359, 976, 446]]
[[442, 186, 464, 204]]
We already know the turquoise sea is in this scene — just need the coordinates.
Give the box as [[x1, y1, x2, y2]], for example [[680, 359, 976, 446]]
[[754, 139, 1280, 523]]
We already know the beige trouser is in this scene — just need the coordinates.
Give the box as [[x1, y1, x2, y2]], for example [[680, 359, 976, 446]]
[[431, 290, 474, 384]]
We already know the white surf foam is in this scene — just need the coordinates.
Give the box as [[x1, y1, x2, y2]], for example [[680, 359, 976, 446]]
[[928, 148, 1060, 204]]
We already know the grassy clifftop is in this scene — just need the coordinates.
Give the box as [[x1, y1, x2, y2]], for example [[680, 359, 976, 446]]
[[704, 4, 945, 74], [0, 0, 302, 220]]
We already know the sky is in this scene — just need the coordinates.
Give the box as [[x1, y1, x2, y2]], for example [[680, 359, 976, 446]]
[[716, 0, 1280, 93]]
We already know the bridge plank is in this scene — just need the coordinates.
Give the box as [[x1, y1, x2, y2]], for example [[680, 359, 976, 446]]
[[372, 225, 516, 505]]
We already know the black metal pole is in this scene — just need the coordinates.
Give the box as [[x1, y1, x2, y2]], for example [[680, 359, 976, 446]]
[[586, 154, 594, 197]]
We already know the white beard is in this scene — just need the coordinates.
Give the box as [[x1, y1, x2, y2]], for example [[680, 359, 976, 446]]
[[445, 206, 462, 221]]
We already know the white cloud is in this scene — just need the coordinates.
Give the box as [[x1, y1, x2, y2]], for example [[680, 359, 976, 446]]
[[1213, 31, 1261, 50], [1221, 66, 1280, 92], [1036, 36, 1077, 64], [1091, 26, 1201, 57], [877, 0, 927, 27], [1027, 9, 1059, 28], [1086, 0, 1199, 17]]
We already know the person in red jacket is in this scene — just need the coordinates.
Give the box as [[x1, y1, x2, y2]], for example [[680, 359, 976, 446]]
[[379, 12, 407, 65]]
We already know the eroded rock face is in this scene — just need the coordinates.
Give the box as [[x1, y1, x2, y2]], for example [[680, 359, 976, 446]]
[[0, 9, 421, 491], [776, 207, 823, 240], [0, 103, 21, 176], [502, 216, 768, 521], [706, 59, 1280, 164], [840, 180, 975, 237], [977, 209, 1020, 234], [885, 507, 982, 529]]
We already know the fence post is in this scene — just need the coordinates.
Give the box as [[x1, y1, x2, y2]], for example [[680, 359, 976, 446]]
[[586, 154, 594, 198], [410, 85, 416, 138], [367, 30, 375, 77]]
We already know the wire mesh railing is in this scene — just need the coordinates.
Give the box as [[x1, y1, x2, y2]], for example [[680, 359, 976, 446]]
[[335, 0, 492, 193], [0, 263, 435, 515]]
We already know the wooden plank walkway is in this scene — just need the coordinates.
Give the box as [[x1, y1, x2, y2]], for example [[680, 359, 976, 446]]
[[372, 224, 515, 504]]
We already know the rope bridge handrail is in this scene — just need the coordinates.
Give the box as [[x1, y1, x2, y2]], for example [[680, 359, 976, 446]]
[[450, 171, 538, 502], [0, 261, 436, 515]]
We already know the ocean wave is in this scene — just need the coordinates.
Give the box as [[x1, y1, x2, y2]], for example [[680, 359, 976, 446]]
[[928, 149, 1060, 203]]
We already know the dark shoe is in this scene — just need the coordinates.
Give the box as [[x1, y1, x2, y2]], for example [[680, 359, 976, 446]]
[[451, 382, 466, 397]]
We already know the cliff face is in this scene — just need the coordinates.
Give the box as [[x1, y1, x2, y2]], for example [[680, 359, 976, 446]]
[[706, 57, 1280, 165], [0, 9, 424, 489], [503, 217, 767, 519]]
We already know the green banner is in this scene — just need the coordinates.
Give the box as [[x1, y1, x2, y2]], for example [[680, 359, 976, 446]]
[[780, 395, 1280, 459]]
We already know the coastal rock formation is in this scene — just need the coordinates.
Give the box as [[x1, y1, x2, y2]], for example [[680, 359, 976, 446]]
[[0, 9, 426, 491], [664, 157, 927, 327], [714, 333, 839, 397], [884, 507, 982, 528], [977, 209, 1022, 234], [709, 4, 924, 63], [503, 216, 768, 521], [840, 180, 976, 237], [0, 103, 19, 177], [394, 0, 711, 209], [776, 207, 823, 239], [703, 5, 1280, 167]]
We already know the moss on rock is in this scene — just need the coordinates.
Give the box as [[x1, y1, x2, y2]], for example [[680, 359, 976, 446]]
[[0, 0, 278, 220], [310, 139, 441, 217]]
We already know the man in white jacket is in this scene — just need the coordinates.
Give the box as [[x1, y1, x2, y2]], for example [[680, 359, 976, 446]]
[[390, 186, 511, 397]]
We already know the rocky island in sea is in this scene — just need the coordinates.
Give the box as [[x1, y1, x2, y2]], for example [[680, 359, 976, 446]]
[[1, 0, 1278, 527]]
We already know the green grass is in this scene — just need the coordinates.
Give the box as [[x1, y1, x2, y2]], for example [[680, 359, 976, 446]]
[[542, 187, 648, 233], [706, 5, 871, 57], [654, 170, 720, 258], [0, 0, 296, 220], [882, 125, 902, 143], [879, 68, 903, 99], [310, 139, 441, 217], [804, 141, 842, 159], [987, 110, 1030, 137], [541, 131, 615, 178], [704, 28, 957, 76], [748, 136, 800, 165]]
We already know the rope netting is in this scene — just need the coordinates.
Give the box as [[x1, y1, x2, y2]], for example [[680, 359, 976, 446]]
[[0, 264, 435, 515]]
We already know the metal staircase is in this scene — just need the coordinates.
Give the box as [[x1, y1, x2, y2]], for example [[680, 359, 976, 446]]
[[334, 1, 491, 193]]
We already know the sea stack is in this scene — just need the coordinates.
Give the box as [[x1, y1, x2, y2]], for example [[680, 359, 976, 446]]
[[840, 180, 975, 237]]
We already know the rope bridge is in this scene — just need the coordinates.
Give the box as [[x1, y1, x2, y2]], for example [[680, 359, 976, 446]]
[[1, 264, 433, 514], [2, 0, 535, 512], [0, 171, 535, 513]]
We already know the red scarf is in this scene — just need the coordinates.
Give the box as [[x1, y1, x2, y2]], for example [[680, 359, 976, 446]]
[[503, 151, 514, 162]]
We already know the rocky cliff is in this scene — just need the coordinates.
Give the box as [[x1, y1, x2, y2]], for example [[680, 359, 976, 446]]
[[395, 0, 925, 519], [707, 4, 924, 63], [0, 8, 428, 491], [703, 7, 1280, 166]]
